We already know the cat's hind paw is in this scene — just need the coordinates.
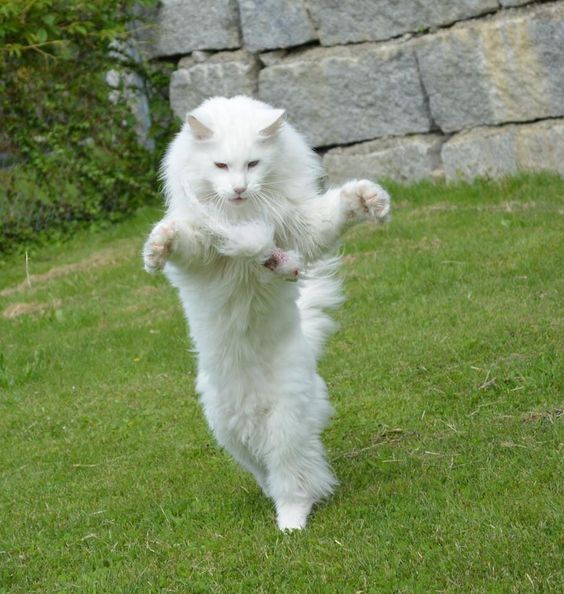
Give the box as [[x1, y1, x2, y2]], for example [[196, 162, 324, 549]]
[[143, 220, 178, 274], [263, 248, 302, 282], [276, 499, 313, 531], [341, 179, 391, 223]]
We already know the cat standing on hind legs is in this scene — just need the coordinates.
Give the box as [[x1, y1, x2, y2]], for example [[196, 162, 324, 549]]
[[143, 95, 391, 531]]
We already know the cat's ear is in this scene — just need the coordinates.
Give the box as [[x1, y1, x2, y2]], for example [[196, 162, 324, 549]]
[[259, 109, 286, 139], [187, 114, 214, 141]]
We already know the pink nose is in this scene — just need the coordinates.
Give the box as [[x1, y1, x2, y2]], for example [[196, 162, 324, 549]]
[[233, 186, 246, 195]]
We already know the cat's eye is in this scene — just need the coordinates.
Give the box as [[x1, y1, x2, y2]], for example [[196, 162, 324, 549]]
[[248, 160, 260, 168], [214, 162, 228, 169]]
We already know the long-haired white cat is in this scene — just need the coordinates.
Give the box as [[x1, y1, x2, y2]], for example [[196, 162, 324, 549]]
[[143, 95, 390, 530]]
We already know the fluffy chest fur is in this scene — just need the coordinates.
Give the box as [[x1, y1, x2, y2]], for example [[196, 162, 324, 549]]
[[166, 259, 307, 408]]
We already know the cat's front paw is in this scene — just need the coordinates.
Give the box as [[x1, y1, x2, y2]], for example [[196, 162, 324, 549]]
[[341, 179, 391, 223], [143, 220, 178, 274], [263, 248, 302, 282]]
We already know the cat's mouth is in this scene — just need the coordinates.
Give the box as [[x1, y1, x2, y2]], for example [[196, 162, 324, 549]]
[[229, 196, 247, 204]]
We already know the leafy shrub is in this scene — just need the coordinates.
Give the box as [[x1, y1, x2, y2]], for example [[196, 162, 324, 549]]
[[0, 0, 173, 252]]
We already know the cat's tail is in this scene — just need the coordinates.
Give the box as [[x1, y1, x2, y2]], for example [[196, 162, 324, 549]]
[[297, 256, 344, 361]]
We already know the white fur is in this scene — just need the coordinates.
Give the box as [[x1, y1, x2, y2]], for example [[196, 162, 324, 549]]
[[143, 96, 391, 530]]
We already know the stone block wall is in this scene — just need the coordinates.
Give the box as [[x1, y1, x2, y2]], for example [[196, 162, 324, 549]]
[[144, 0, 564, 183]]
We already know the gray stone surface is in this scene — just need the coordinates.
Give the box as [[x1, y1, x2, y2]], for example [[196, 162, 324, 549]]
[[416, 2, 564, 132], [258, 49, 288, 68], [499, 1, 535, 6], [106, 40, 154, 150], [259, 43, 432, 147], [148, 0, 240, 57], [323, 134, 446, 184], [170, 51, 259, 120], [155, 0, 562, 184], [442, 119, 564, 180], [307, 0, 498, 46], [239, 0, 316, 52], [191, 50, 212, 63], [516, 118, 564, 175]]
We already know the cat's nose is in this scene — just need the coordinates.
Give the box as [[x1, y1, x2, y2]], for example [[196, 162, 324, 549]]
[[233, 186, 247, 195]]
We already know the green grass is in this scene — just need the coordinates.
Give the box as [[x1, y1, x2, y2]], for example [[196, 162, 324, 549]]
[[0, 174, 563, 593]]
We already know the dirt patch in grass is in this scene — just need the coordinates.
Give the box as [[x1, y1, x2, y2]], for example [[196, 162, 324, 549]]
[[343, 236, 441, 265], [2, 300, 62, 319], [334, 427, 416, 460], [523, 408, 563, 424], [134, 285, 161, 297], [415, 202, 459, 215], [479, 201, 537, 213], [411, 200, 554, 217], [0, 244, 137, 298]]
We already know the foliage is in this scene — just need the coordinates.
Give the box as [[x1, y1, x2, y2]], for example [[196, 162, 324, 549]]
[[0, 175, 563, 592], [1, 0, 130, 59], [0, 0, 173, 253]]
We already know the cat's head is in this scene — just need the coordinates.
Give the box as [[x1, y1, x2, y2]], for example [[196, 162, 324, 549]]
[[184, 96, 286, 210]]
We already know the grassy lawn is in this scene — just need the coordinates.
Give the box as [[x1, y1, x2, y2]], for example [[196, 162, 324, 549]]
[[0, 174, 562, 593]]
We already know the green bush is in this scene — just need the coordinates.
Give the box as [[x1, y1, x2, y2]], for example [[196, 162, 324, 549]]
[[0, 0, 172, 253]]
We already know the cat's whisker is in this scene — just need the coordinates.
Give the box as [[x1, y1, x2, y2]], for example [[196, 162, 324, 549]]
[[252, 191, 288, 230], [260, 179, 289, 187]]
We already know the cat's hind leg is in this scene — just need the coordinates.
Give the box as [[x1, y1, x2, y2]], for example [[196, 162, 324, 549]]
[[264, 387, 337, 530], [219, 435, 271, 498], [267, 435, 336, 531]]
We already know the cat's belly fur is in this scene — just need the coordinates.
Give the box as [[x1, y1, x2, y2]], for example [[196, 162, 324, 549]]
[[164, 262, 330, 456]]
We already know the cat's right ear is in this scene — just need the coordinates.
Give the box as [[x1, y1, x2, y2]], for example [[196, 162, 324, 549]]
[[259, 109, 286, 139], [187, 115, 214, 141]]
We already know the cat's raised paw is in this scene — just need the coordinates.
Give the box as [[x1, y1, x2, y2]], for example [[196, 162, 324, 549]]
[[342, 179, 391, 223], [143, 220, 177, 274], [263, 248, 302, 282]]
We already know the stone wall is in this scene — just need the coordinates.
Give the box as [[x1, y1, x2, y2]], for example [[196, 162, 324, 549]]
[[144, 0, 564, 183]]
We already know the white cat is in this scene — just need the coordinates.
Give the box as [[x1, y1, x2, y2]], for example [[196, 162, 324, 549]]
[[143, 95, 391, 530]]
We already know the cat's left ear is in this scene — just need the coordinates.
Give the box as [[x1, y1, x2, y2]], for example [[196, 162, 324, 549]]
[[259, 109, 286, 139]]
